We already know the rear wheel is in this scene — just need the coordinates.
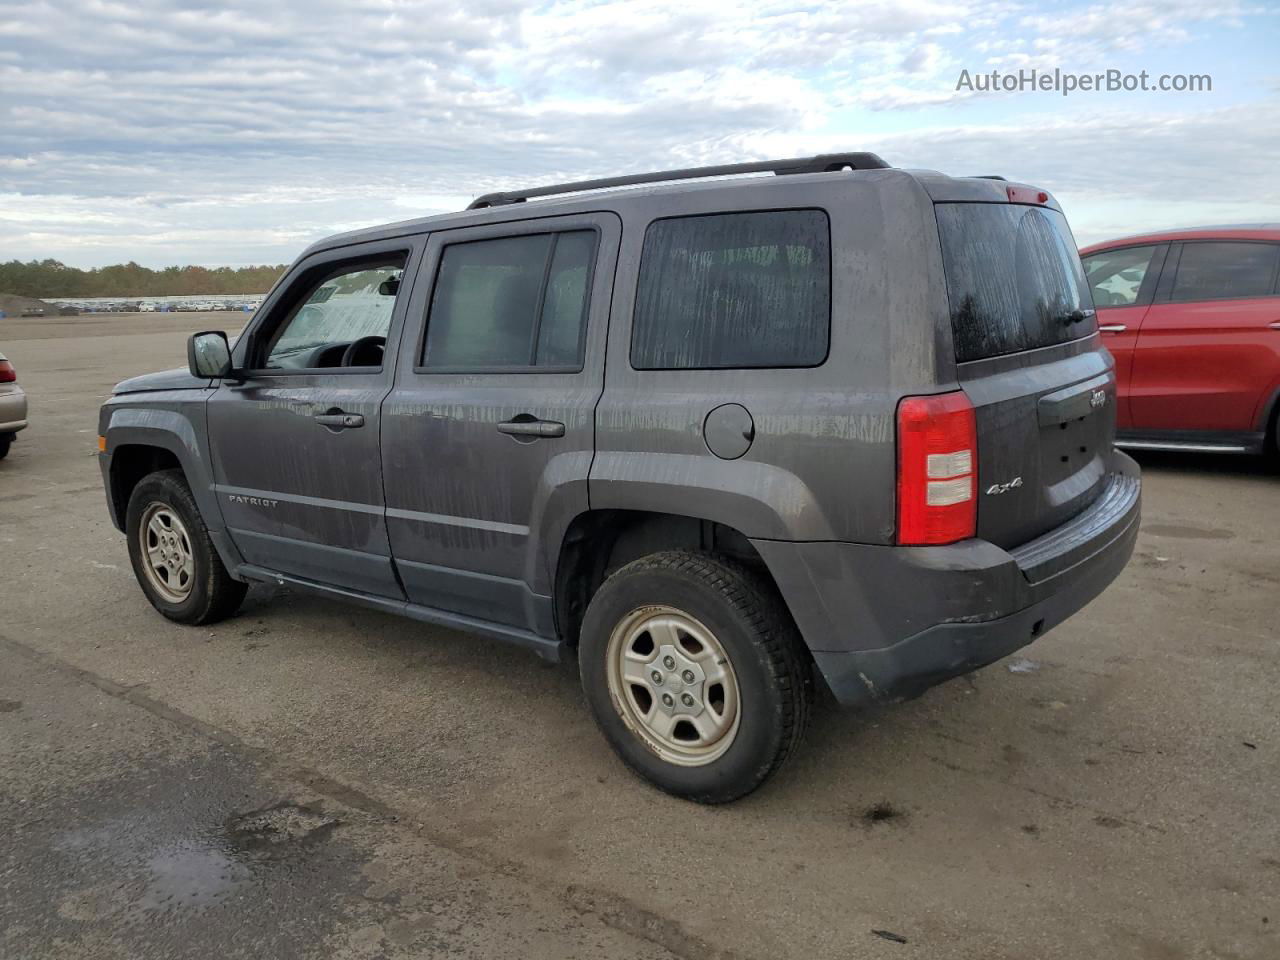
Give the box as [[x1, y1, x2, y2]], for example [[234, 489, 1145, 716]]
[[126, 469, 246, 625], [579, 550, 811, 803]]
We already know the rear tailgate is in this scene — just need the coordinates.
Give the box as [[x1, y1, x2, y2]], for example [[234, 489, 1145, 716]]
[[935, 199, 1113, 549]]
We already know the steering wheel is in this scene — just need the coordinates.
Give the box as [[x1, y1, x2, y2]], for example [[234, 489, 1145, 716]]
[[341, 335, 386, 367]]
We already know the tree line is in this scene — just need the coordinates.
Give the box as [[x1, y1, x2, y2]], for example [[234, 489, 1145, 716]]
[[0, 259, 288, 299]]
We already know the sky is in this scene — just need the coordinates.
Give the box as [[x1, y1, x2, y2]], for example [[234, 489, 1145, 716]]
[[1, 0, 1278, 269]]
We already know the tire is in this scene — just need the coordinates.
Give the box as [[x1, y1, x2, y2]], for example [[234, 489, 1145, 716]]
[[0, 434, 10, 460], [578, 550, 811, 803], [125, 468, 247, 625]]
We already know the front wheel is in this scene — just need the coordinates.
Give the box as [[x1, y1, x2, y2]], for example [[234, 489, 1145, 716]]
[[125, 469, 247, 625], [0, 434, 11, 460], [578, 551, 811, 803]]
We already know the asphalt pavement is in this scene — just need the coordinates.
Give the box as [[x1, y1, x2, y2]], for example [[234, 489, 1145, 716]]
[[1, 312, 1276, 959]]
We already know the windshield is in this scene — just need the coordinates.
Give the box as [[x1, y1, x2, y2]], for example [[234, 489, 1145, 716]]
[[936, 202, 1095, 363]]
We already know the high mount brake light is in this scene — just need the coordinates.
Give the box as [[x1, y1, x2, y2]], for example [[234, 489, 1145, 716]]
[[896, 391, 977, 545], [1006, 185, 1049, 204]]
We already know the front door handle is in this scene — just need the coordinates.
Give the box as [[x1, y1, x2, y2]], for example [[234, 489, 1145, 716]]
[[314, 412, 365, 429], [497, 418, 565, 438], [1099, 324, 1127, 333]]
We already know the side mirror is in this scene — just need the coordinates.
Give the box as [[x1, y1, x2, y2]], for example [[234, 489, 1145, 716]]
[[188, 330, 235, 379]]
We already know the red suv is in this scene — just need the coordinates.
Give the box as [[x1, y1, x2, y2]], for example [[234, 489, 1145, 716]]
[[1080, 224, 1280, 455]]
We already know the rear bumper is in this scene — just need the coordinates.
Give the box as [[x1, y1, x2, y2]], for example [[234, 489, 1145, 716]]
[[0, 387, 28, 434], [753, 451, 1140, 707]]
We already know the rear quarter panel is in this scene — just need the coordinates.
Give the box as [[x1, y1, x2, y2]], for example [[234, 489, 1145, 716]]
[[591, 170, 950, 545]]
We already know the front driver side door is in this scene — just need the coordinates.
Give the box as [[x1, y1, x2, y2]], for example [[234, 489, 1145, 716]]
[[206, 238, 422, 598]]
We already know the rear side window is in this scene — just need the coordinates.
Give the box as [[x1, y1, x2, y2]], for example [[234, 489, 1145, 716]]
[[422, 230, 595, 370], [1083, 245, 1161, 307], [937, 203, 1094, 363], [1170, 242, 1280, 302], [631, 210, 830, 370]]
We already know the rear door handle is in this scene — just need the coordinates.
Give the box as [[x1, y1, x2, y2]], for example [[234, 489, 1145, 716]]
[[1098, 324, 1126, 333], [1269, 321, 1280, 330], [497, 418, 565, 438], [314, 412, 364, 428]]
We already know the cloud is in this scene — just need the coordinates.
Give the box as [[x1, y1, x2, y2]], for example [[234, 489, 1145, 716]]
[[0, 0, 1275, 265], [901, 42, 944, 73]]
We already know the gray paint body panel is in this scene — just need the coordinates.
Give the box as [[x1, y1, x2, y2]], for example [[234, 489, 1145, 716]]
[[380, 211, 621, 633], [760, 452, 1140, 705], [98, 395, 245, 575], [590, 171, 948, 546], [114, 367, 212, 394], [204, 235, 424, 600]]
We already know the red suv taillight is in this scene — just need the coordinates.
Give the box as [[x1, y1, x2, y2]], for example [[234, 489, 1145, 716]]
[[896, 391, 977, 546], [0, 360, 15, 383]]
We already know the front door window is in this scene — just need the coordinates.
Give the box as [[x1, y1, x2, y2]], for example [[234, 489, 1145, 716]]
[[264, 259, 406, 369]]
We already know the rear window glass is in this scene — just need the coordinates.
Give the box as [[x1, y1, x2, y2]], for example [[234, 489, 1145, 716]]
[[631, 210, 830, 370], [936, 203, 1095, 363], [1170, 242, 1279, 302]]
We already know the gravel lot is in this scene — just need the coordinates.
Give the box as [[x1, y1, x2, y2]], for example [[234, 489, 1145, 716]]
[[1, 312, 1277, 960]]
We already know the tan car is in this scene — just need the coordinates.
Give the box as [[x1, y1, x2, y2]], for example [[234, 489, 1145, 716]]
[[0, 349, 29, 460]]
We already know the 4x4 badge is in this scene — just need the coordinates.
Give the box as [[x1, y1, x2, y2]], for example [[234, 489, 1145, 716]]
[[1090, 389, 1107, 408], [985, 477, 1023, 496]]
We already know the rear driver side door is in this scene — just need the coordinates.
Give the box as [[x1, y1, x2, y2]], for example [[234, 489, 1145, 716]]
[[382, 213, 620, 637]]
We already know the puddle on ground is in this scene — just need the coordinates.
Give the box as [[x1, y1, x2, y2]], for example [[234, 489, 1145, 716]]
[[1143, 523, 1234, 540], [53, 802, 340, 916], [138, 845, 250, 911]]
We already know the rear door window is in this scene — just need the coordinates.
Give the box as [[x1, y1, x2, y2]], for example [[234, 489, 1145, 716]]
[[1082, 245, 1161, 307], [1169, 242, 1280, 302], [936, 203, 1094, 363], [631, 210, 830, 370], [422, 230, 595, 370]]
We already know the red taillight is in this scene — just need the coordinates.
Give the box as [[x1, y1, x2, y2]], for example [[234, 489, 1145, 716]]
[[0, 360, 15, 383], [896, 391, 977, 546]]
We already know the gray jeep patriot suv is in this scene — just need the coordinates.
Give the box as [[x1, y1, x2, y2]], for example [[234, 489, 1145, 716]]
[[99, 153, 1141, 802]]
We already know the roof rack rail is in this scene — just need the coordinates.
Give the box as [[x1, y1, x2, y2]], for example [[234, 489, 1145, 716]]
[[973, 175, 1008, 180], [467, 152, 891, 209]]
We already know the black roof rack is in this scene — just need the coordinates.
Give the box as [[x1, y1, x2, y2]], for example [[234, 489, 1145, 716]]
[[973, 175, 1007, 180], [467, 152, 891, 209]]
